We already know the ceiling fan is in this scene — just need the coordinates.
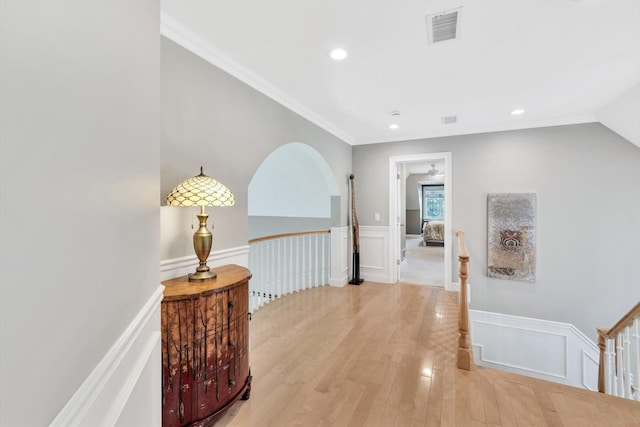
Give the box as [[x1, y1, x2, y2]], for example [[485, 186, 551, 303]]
[[426, 164, 443, 176]]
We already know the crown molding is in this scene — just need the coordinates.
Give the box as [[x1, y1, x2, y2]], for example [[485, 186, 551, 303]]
[[160, 12, 354, 145], [354, 115, 598, 145]]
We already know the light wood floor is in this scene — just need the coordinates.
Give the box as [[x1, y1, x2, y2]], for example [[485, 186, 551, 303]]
[[216, 282, 640, 426]]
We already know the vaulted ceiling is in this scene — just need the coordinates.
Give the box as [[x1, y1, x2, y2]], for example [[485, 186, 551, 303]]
[[161, 1, 640, 146]]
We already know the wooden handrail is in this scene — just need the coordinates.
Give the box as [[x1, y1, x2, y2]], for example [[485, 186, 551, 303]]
[[456, 230, 472, 371], [597, 301, 640, 393], [598, 302, 640, 339], [248, 229, 330, 244]]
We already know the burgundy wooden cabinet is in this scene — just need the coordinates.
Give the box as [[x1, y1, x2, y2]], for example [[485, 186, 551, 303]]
[[161, 265, 252, 427]]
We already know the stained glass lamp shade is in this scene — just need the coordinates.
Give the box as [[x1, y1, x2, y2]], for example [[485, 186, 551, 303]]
[[167, 167, 235, 281]]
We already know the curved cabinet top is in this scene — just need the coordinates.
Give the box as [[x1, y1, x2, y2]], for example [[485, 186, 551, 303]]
[[161, 264, 252, 300]]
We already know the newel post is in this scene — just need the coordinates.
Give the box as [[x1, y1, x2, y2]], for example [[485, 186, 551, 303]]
[[456, 236, 472, 371], [597, 328, 606, 393]]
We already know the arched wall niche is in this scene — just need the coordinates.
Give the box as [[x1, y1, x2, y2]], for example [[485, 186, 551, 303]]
[[248, 142, 340, 239]]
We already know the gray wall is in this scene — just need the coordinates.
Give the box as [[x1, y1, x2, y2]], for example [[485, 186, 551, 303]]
[[161, 38, 352, 260], [352, 123, 640, 339], [406, 173, 426, 234], [0, 1, 160, 425], [406, 174, 427, 210]]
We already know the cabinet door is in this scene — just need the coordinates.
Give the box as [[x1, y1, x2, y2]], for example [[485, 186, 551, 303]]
[[162, 299, 197, 426]]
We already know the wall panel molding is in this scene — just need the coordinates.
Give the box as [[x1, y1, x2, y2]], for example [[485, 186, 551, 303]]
[[359, 226, 391, 283], [469, 310, 599, 390]]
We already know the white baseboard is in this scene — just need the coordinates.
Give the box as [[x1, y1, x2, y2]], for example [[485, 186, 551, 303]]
[[329, 276, 349, 287], [50, 286, 164, 426], [160, 245, 249, 281], [469, 310, 599, 390], [447, 281, 460, 292]]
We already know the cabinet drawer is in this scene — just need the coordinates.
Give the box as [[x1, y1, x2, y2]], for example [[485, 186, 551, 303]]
[[203, 316, 249, 376], [193, 349, 249, 420]]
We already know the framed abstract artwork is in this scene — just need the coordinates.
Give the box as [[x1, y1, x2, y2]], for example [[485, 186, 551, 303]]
[[487, 193, 536, 282]]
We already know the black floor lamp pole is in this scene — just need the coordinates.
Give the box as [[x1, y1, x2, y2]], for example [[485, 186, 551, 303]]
[[349, 174, 364, 285]]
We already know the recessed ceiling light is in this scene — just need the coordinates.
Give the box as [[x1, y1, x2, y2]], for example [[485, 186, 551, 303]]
[[389, 111, 401, 129], [329, 48, 348, 60], [511, 109, 525, 115]]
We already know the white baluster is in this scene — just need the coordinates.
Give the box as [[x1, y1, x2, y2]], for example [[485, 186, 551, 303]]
[[259, 241, 264, 308], [318, 233, 322, 286], [310, 234, 315, 288], [313, 234, 317, 287], [280, 237, 290, 295], [624, 327, 633, 399], [254, 242, 259, 309], [605, 338, 615, 395], [301, 235, 306, 290], [266, 240, 271, 303], [289, 237, 297, 292], [326, 233, 330, 284], [308, 234, 312, 289], [284, 236, 289, 296], [633, 319, 640, 400], [617, 333, 625, 397], [253, 243, 259, 312], [272, 239, 277, 301], [282, 237, 286, 296], [248, 243, 254, 312], [321, 233, 326, 285], [251, 242, 257, 310], [277, 238, 281, 299], [295, 236, 300, 292]]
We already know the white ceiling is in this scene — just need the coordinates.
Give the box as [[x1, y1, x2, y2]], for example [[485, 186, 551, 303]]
[[161, 0, 640, 146], [406, 160, 444, 176]]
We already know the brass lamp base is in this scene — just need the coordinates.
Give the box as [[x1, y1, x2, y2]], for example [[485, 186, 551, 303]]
[[189, 206, 217, 282], [189, 270, 217, 282]]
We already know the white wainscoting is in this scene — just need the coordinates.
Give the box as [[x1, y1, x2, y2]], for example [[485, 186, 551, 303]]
[[359, 226, 392, 283], [50, 286, 164, 427], [160, 245, 250, 281], [330, 226, 350, 287], [469, 310, 599, 390]]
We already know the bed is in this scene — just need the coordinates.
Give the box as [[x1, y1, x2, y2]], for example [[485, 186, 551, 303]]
[[422, 220, 445, 246]]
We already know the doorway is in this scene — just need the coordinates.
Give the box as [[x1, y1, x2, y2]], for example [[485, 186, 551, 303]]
[[388, 152, 453, 290]]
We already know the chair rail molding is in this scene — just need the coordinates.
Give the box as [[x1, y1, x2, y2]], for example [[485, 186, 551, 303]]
[[469, 309, 599, 390], [160, 245, 249, 281], [50, 286, 164, 426]]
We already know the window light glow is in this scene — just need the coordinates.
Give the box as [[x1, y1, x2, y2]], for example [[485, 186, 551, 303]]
[[389, 123, 399, 130], [511, 108, 525, 115]]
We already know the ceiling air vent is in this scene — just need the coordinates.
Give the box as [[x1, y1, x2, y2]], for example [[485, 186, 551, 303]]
[[441, 115, 458, 125], [426, 7, 462, 44]]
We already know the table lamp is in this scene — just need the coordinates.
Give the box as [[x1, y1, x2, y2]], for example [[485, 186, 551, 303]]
[[166, 167, 235, 281]]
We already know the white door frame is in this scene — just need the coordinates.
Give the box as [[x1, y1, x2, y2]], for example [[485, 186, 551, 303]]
[[388, 152, 453, 290]]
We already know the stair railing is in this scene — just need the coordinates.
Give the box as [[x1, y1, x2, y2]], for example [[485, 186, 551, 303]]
[[248, 229, 330, 313], [456, 230, 472, 370], [598, 301, 640, 400]]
